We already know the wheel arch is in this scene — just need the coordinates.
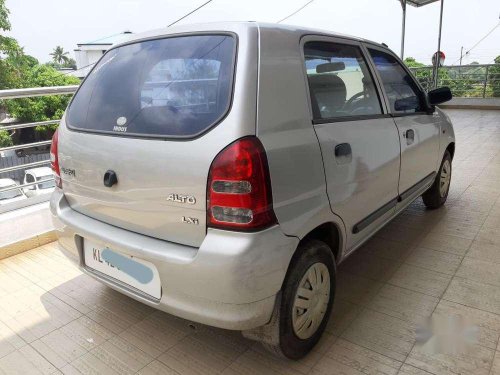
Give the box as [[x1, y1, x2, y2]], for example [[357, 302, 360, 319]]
[[297, 222, 342, 264], [446, 142, 455, 160]]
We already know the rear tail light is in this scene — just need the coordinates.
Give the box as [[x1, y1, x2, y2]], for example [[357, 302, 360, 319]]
[[207, 137, 277, 230], [50, 129, 62, 188]]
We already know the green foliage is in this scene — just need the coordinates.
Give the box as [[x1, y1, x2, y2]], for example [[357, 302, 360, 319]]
[[46, 57, 77, 70], [490, 56, 500, 98], [405, 56, 500, 98], [6, 65, 79, 126], [0, 1, 79, 147], [0, 0, 11, 31], [50, 46, 70, 65], [0, 130, 13, 147]]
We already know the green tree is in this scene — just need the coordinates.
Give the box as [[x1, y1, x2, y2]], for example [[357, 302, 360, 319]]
[[490, 56, 500, 98], [6, 65, 79, 127], [50, 46, 69, 65]]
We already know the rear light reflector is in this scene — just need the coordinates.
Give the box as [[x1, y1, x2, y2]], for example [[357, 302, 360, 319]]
[[207, 137, 276, 231], [50, 129, 62, 188]]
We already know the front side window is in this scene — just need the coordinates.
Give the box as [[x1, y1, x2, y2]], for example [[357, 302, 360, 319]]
[[67, 35, 236, 138], [368, 49, 424, 113], [304, 42, 382, 120]]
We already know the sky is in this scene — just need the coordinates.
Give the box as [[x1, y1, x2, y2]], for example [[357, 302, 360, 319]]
[[5, 0, 500, 66]]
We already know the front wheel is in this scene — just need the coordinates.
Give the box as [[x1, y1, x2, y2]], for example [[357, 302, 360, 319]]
[[244, 240, 336, 359], [422, 150, 452, 209]]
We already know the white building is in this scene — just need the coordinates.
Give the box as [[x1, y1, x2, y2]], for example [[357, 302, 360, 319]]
[[74, 31, 133, 79]]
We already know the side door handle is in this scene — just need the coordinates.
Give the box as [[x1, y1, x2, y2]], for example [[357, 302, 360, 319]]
[[404, 129, 415, 145], [334, 143, 352, 164]]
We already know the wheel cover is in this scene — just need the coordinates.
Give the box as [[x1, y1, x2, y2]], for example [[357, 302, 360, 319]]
[[292, 263, 330, 340], [440, 159, 451, 197]]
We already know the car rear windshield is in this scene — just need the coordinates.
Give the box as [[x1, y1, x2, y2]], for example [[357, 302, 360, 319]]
[[67, 34, 236, 138]]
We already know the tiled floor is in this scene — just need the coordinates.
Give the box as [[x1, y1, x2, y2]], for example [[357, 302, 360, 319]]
[[0, 109, 499, 374]]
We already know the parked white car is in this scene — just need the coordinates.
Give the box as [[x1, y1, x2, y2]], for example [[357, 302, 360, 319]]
[[23, 167, 56, 197], [0, 178, 27, 205]]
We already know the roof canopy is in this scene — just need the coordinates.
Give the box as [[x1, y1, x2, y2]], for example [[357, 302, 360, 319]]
[[403, 0, 439, 7]]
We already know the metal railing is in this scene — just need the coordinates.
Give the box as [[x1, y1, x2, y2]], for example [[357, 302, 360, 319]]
[[0, 86, 78, 213], [409, 64, 500, 98]]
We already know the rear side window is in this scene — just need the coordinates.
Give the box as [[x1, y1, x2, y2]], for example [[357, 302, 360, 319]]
[[368, 49, 424, 113], [67, 35, 236, 138], [304, 42, 382, 120]]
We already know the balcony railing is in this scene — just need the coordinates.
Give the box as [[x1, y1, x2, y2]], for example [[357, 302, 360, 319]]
[[0, 86, 78, 213], [409, 64, 499, 98]]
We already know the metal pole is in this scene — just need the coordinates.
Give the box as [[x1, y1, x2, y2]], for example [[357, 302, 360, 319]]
[[400, 0, 407, 59], [433, 0, 445, 89], [459, 46, 463, 66]]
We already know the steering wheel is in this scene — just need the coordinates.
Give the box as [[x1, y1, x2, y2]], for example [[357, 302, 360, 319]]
[[343, 91, 366, 111]]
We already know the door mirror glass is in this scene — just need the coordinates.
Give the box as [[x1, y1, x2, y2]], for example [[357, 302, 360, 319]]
[[428, 87, 452, 106], [394, 96, 420, 111]]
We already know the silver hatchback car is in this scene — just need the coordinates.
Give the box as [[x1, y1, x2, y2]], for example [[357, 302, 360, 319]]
[[50, 22, 455, 359]]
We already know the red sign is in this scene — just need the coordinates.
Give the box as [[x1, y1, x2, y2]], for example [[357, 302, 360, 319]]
[[432, 51, 446, 67]]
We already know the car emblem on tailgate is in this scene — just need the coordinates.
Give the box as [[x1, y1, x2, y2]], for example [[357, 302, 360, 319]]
[[167, 194, 196, 204]]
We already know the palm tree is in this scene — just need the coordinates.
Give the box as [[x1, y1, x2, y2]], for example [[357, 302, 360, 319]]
[[50, 46, 69, 65]]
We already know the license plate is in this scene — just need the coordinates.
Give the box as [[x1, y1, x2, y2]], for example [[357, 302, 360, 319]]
[[83, 240, 161, 299]]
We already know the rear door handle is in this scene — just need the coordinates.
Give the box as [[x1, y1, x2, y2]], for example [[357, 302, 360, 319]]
[[404, 129, 415, 145]]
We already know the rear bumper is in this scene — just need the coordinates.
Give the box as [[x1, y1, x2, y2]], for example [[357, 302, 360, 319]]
[[50, 190, 298, 330]]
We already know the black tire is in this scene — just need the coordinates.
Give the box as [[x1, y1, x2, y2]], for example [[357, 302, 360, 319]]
[[262, 240, 336, 359], [422, 150, 452, 209]]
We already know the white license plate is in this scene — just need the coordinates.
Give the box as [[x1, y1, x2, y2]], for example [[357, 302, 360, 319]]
[[83, 240, 161, 300]]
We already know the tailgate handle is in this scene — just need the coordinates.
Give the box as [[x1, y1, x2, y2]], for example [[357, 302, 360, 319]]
[[103, 170, 118, 187]]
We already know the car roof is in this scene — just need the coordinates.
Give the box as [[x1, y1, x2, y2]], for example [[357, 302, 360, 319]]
[[25, 166, 52, 177], [0, 178, 17, 187], [113, 21, 385, 50]]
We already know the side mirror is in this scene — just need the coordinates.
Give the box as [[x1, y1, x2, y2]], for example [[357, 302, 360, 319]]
[[428, 87, 452, 106]]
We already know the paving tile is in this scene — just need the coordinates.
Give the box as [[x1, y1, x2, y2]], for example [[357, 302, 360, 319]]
[[341, 309, 415, 362], [326, 298, 363, 337], [359, 237, 414, 262], [455, 257, 500, 287], [432, 300, 500, 351], [429, 220, 482, 240], [491, 351, 500, 375], [368, 284, 439, 325], [405, 247, 462, 275], [312, 338, 402, 375], [0, 321, 26, 360], [59, 316, 114, 351], [406, 342, 495, 375], [466, 239, 500, 264], [251, 332, 336, 374], [223, 348, 304, 375], [118, 312, 190, 358], [336, 271, 383, 306], [31, 328, 89, 369], [443, 277, 500, 315], [339, 251, 400, 281], [0, 345, 58, 374], [397, 364, 434, 374], [159, 329, 248, 375], [137, 360, 180, 375], [88, 335, 154, 375], [388, 264, 452, 298], [62, 351, 121, 375]]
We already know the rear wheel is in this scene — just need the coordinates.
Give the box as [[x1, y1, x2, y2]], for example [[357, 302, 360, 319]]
[[244, 240, 336, 359], [422, 150, 452, 209]]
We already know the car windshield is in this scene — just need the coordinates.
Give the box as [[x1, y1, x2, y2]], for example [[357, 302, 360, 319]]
[[37, 176, 56, 190], [0, 185, 23, 200], [67, 34, 236, 138]]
